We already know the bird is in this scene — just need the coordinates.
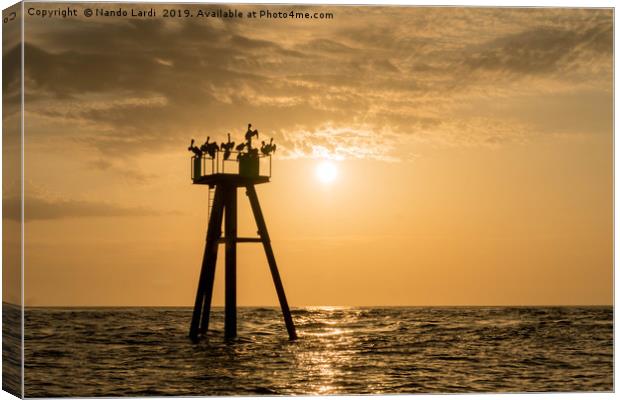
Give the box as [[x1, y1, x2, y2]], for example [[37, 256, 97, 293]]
[[261, 138, 276, 155], [208, 144, 219, 158], [188, 139, 203, 157], [201, 137, 219, 159], [199, 136, 210, 154], [268, 138, 276, 154], [220, 133, 235, 160], [245, 123, 259, 148], [260, 140, 269, 156]]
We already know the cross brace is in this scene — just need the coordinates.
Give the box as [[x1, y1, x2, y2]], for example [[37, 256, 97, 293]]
[[217, 237, 263, 244]]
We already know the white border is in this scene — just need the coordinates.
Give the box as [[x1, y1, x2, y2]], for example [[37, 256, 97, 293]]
[[0, 1, 615, 400]]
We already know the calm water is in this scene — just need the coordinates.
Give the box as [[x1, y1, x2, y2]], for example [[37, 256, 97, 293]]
[[24, 307, 612, 396]]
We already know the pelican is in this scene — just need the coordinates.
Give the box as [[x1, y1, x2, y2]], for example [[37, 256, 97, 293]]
[[201, 137, 219, 159], [245, 123, 259, 148], [260, 138, 276, 155], [260, 141, 271, 156], [188, 139, 202, 157], [199, 136, 210, 153], [220, 133, 235, 160]]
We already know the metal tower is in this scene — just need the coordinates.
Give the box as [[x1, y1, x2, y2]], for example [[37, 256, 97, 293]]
[[187, 126, 297, 342]]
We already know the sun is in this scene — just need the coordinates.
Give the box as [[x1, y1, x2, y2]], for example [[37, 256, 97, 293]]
[[315, 161, 338, 184]]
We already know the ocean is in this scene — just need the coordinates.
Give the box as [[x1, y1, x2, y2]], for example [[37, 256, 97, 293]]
[[20, 306, 613, 396]]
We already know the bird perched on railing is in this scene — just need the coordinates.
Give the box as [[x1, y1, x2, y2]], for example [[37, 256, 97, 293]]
[[188, 139, 203, 157], [260, 138, 277, 156], [234, 141, 246, 159], [200, 136, 220, 159], [220, 133, 235, 160], [245, 123, 259, 148]]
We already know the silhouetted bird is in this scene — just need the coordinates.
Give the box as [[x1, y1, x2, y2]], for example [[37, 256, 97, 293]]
[[220, 133, 235, 160], [200, 136, 219, 159], [235, 142, 247, 160], [245, 123, 259, 148], [260, 138, 276, 155], [199, 137, 208, 153], [188, 139, 203, 157], [268, 138, 276, 154]]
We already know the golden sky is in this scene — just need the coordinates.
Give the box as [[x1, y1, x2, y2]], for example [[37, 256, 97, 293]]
[[5, 5, 612, 306]]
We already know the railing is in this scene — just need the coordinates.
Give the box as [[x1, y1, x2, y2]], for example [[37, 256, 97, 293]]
[[190, 150, 272, 181]]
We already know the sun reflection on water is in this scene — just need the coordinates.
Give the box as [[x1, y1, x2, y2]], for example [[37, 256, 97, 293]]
[[289, 308, 364, 394]]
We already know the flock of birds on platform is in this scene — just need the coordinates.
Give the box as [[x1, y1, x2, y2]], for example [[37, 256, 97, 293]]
[[188, 124, 277, 161]]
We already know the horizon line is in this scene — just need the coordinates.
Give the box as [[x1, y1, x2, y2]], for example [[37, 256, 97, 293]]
[[4, 302, 613, 309]]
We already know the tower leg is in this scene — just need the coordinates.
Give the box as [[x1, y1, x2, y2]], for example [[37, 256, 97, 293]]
[[199, 188, 226, 335], [189, 186, 225, 342], [224, 186, 238, 339], [246, 185, 298, 340]]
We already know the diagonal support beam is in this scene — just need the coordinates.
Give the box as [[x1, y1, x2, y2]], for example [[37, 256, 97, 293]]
[[246, 185, 298, 340]]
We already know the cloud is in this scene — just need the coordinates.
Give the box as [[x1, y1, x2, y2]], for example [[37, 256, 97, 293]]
[[279, 124, 400, 161], [4, 194, 164, 222], [87, 158, 158, 184], [22, 6, 612, 161], [3, 181, 172, 222], [462, 22, 612, 77]]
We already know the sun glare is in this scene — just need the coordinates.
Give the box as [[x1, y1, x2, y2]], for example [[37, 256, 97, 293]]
[[315, 161, 338, 184]]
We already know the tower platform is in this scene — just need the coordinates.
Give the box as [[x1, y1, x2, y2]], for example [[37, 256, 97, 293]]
[[190, 150, 272, 186], [192, 173, 270, 187]]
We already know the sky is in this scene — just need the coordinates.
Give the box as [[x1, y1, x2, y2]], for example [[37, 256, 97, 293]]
[[4, 4, 612, 306]]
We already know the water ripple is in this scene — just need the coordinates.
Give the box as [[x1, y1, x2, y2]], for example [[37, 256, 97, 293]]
[[22, 306, 612, 396]]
